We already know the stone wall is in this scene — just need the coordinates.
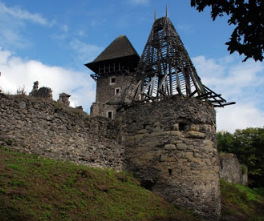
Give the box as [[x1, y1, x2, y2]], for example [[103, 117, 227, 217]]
[[219, 152, 248, 185], [0, 93, 124, 170], [0, 92, 222, 220], [116, 95, 221, 220], [91, 74, 135, 118]]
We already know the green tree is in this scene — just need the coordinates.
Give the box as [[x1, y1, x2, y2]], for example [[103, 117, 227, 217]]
[[217, 131, 235, 153], [217, 128, 264, 187], [191, 0, 264, 62], [233, 128, 264, 186]]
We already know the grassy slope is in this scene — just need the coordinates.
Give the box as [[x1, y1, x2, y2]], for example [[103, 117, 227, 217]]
[[0, 146, 200, 221], [1, 146, 264, 221], [221, 180, 264, 221]]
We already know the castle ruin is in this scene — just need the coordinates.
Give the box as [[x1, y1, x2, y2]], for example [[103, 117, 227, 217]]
[[0, 16, 236, 221], [85, 15, 235, 220]]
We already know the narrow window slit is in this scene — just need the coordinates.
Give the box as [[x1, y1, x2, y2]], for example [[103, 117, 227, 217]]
[[179, 122, 188, 131]]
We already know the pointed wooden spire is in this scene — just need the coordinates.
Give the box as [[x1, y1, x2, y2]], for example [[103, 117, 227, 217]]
[[133, 16, 235, 107]]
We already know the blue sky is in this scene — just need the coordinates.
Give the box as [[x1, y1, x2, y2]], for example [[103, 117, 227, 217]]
[[0, 0, 263, 132]]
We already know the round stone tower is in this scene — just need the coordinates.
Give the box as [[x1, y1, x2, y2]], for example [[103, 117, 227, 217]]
[[117, 96, 221, 220]]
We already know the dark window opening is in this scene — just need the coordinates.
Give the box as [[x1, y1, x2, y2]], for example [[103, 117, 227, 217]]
[[107, 111, 113, 119], [143, 123, 148, 129], [220, 160, 224, 169], [110, 77, 116, 84], [115, 88, 120, 95], [168, 169, 172, 176], [179, 122, 188, 131]]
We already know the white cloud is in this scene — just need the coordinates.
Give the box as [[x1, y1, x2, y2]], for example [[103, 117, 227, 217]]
[[130, 0, 149, 5], [0, 49, 95, 112], [0, 1, 53, 49], [216, 104, 264, 133], [61, 25, 69, 32], [193, 55, 264, 132], [69, 39, 102, 63], [0, 2, 49, 26], [176, 24, 194, 34]]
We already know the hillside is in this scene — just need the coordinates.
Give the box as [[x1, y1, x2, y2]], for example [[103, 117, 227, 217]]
[[1, 146, 264, 221], [221, 180, 264, 221], [0, 146, 200, 221]]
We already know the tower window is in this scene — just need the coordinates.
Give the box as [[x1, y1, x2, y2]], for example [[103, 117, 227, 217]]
[[110, 76, 116, 85], [107, 111, 113, 119], [168, 169, 172, 176], [179, 122, 188, 131], [115, 87, 121, 95]]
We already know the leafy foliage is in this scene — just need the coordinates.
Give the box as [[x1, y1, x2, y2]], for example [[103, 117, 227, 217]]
[[217, 128, 264, 187], [191, 0, 264, 62]]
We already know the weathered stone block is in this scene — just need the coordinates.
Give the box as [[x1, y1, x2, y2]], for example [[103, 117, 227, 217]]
[[137, 129, 148, 134], [164, 144, 176, 150], [190, 124, 200, 131], [170, 130, 182, 136], [186, 131, 206, 139], [176, 143, 187, 150], [172, 123, 179, 130]]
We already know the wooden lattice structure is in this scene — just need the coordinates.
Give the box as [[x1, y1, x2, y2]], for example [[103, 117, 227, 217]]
[[131, 16, 234, 107]]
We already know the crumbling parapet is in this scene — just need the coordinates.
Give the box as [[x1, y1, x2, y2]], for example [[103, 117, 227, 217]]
[[75, 106, 83, 111], [29, 81, 52, 99], [57, 93, 71, 106], [29, 81, 39, 96]]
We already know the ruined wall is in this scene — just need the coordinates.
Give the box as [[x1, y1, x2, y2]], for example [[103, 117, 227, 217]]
[[219, 152, 248, 185], [0, 92, 222, 220], [116, 96, 221, 220], [0, 93, 124, 170]]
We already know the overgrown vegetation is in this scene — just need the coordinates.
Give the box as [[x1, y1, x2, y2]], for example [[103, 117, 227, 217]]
[[217, 128, 264, 187], [0, 146, 200, 221], [221, 179, 264, 221]]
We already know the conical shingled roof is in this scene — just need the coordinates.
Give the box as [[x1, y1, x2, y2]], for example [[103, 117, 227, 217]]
[[92, 35, 139, 63]]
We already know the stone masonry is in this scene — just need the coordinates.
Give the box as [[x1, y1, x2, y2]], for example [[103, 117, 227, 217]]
[[219, 152, 248, 185], [0, 93, 123, 170], [91, 74, 136, 119], [116, 95, 221, 220], [0, 92, 222, 220]]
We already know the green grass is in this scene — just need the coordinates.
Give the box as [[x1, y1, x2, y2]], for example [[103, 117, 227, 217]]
[[220, 179, 264, 221], [2, 146, 264, 221], [0, 146, 200, 221]]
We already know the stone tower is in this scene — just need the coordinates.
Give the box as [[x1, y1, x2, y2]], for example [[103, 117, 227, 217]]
[[116, 16, 234, 221], [85, 15, 234, 220], [85, 35, 140, 119]]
